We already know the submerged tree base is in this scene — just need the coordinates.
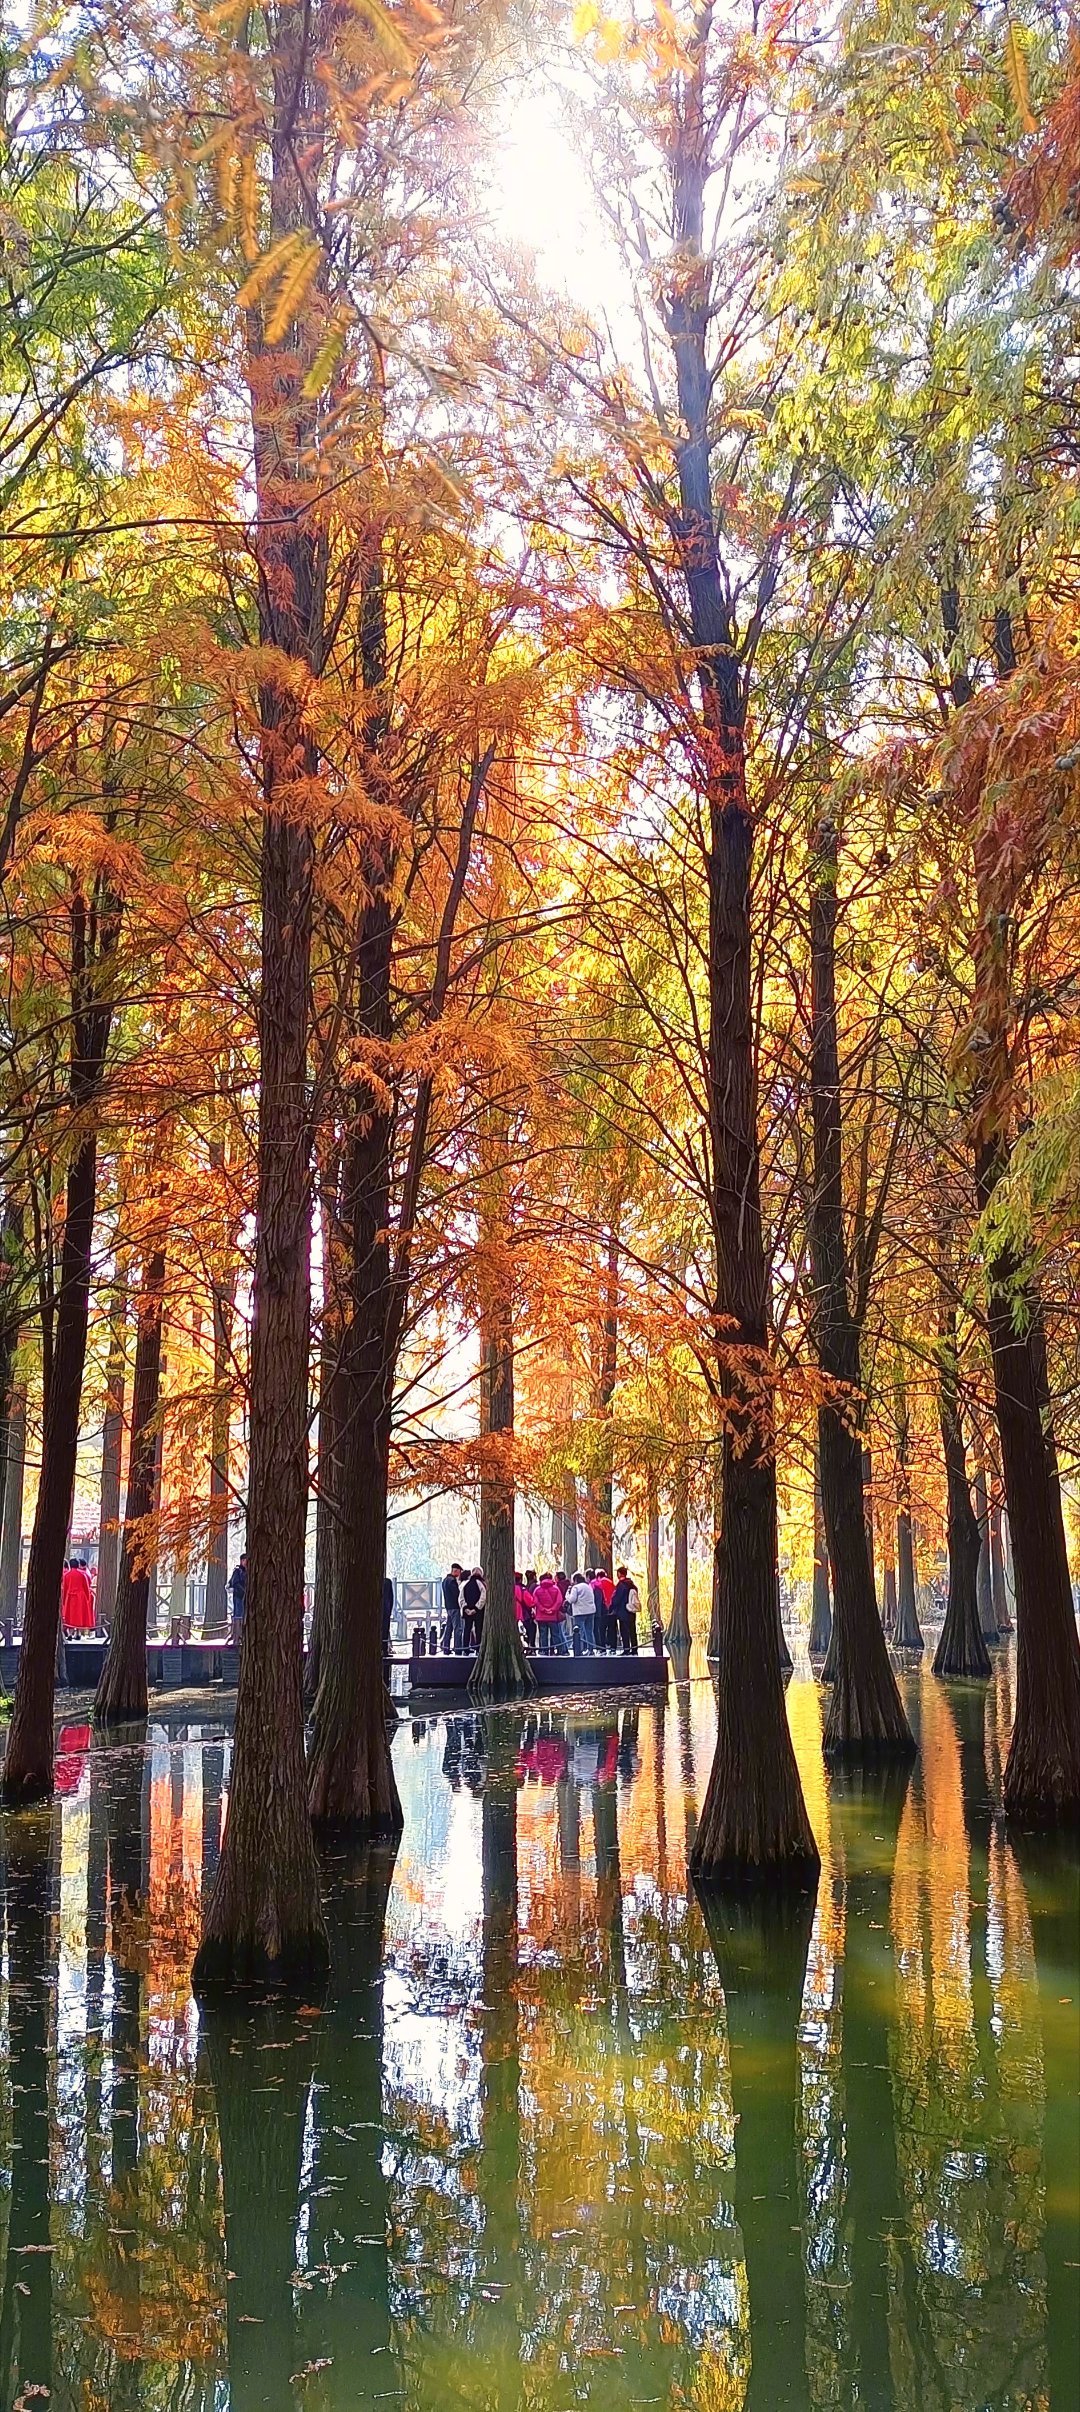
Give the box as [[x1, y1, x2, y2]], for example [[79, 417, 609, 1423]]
[[1003, 1674, 1080, 1828], [823, 1659, 916, 1761], [690, 1734, 820, 1889], [308, 1713, 404, 1840], [469, 1617, 534, 1701], [933, 1618, 992, 1681], [94, 1651, 149, 1726]]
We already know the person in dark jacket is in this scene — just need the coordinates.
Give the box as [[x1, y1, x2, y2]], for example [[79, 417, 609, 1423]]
[[462, 1566, 486, 1652], [228, 1553, 247, 1643], [442, 1562, 464, 1654], [609, 1566, 639, 1655]]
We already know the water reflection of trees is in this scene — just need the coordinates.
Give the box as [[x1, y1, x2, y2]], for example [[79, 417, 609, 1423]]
[[0, 1681, 1074, 2410]]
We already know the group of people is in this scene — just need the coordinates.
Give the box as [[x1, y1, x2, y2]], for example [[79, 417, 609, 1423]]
[[439, 1565, 490, 1654], [438, 1561, 643, 1657]]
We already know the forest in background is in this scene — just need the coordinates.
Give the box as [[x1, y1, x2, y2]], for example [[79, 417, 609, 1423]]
[[1, 0, 1078, 1976]]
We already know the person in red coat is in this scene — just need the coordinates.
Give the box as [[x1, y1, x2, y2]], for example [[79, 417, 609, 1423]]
[[61, 1559, 95, 1631]]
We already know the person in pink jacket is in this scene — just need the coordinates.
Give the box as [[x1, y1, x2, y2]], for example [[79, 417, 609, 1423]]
[[532, 1572, 568, 1656]]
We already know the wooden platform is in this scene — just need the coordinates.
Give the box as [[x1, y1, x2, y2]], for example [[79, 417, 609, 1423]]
[[407, 1649, 668, 1697], [0, 1635, 667, 1703], [1, 1636, 239, 1691]]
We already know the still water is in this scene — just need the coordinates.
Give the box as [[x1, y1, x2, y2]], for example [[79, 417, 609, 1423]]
[[0, 1660, 1077, 2411]]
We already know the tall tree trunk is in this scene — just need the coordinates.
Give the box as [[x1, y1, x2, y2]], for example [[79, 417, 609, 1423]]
[[967, 770, 1080, 1814], [933, 1301, 991, 1680], [973, 1459, 997, 1643], [3, 877, 118, 1801], [306, 872, 401, 1834], [584, 1217, 619, 1569], [194, 0, 331, 1982], [472, 1171, 531, 1700], [809, 1465, 832, 1658], [0, 1196, 27, 1631], [862, 1439, 877, 1606], [202, 1274, 234, 1637], [306, 1310, 343, 1705], [0, 1382, 27, 1628], [96, 1245, 167, 1722], [808, 817, 913, 1760], [882, 1556, 897, 1640], [646, 1472, 660, 1632], [667, 77, 815, 1880], [989, 1494, 1010, 1635], [893, 1376, 923, 1651], [895, 1507, 923, 1650], [96, 1279, 127, 1632], [707, 1435, 723, 1658], [667, 1462, 691, 1650]]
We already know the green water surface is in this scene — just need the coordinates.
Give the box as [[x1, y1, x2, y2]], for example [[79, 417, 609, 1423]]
[[0, 1659, 1077, 2410]]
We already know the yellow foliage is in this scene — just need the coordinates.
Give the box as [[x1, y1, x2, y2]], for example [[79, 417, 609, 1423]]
[[1004, 25, 1037, 135]]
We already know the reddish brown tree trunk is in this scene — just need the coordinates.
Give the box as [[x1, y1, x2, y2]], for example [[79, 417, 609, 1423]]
[[968, 813, 1080, 1816], [933, 1305, 990, 1679], [472, 1145, 531, 1699], [96, 1279, 127, 1631], [194, 0, 330, 1984], [307, 876, 401, 1833], [95, 1245, 166, 1722], [202, 1273, 234, 1636], [809, 1464, 831, 1658], [667, 1462, 691, 1650], [3, 873, 117, 1802], [893, 1379, 923, 1651], [808, 818, 912, 1760], [646, 1473, 660, 1632]]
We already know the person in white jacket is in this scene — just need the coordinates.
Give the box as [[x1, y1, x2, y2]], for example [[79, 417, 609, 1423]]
[[566, 1572, 596, 1655]]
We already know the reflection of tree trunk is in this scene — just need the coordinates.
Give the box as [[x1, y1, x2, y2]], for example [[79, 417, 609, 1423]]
[[676, 1679, 697, 1860], [667, 1465, 690, 1648], [202, 2007, 317, 2412], [699, 1887, 815, 2409], [85, 1738, 109, 2191], [201, 1739, 224, 1899], [0, 1808, 54, 2407], [478, 1756, 522, 2388], [1015, 1838, 1080, 2412], [0, 1381, 27, 1627], [594, 1770, 647, 2296], [105, 1723, 148, 2381], [837, 1767, 913, 2408], [300, 1841, 401, 2395], [810, 1467, 831, 1658]]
